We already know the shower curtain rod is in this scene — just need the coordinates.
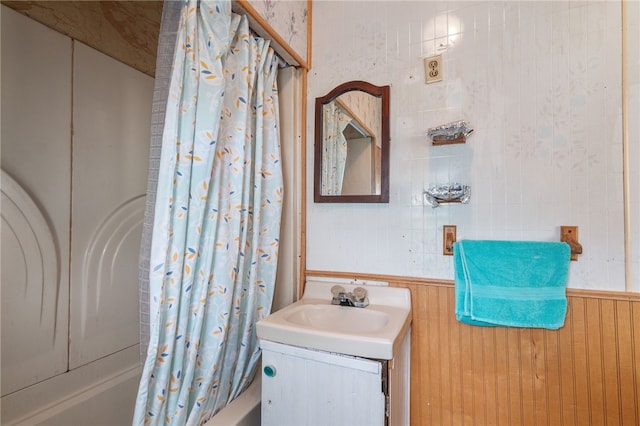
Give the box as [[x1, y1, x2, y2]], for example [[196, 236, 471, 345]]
[[248, 26, 290, 68], [231, 0, 307, 68]]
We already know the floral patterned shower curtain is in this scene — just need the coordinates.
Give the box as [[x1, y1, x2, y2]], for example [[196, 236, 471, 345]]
[[321, 101, 351, 195], [133, 1, 283, 424]]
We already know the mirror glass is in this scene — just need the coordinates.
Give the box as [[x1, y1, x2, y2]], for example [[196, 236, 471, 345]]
[[314, 81, 389, 203]]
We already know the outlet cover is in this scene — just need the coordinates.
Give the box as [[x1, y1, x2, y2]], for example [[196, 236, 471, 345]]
[[424, 54, 443, 84]]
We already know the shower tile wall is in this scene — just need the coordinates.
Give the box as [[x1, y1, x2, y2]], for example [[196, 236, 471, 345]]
[[307, 1, 639, 292], [1, 7, 72, 393], [1, 6, 152, 400], [69, 42, 153, 369]]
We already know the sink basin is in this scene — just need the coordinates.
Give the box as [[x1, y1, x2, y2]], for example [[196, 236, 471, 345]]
[[257, 281, 412, 359], [284, 304, 390, 333]]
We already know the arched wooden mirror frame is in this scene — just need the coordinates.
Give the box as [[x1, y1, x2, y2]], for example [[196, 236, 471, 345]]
[[314, 81, 390, 203]]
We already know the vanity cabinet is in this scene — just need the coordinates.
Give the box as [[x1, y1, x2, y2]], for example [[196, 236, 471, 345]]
[[257, 281, 411, 425], [261, 340, 386, 426], [261, 332, 410, 426]]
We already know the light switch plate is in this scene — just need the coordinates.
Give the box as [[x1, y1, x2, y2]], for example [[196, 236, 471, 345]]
[[424, 54, 443, 84], [443, 225, 456, 256]]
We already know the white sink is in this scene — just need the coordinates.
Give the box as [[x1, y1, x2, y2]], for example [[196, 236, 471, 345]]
[[284, 304, 390, 333], [257, 281, 412, 359]]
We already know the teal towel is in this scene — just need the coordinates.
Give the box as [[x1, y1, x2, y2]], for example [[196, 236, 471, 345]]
[[454, 240, 571, 330]]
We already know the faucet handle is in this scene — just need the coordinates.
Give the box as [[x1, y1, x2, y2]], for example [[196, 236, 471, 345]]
[[330, 285, 346, 299], [352, 287, 367, 302]]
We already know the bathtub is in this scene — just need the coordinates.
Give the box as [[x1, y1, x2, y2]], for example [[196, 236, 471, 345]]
[[1, 345, 261, 426], [1, 347, 141, 426], [208, 373, 262, 426]]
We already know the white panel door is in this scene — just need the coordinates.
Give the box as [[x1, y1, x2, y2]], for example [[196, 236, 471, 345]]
[[0, 6, 72, 395], [69, 42, 153, 368], [261, 341, 386, 426]]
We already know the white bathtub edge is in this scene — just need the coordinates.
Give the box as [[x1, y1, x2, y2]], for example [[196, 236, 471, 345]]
[[1, 345, 141, 425], [208, 374, 261, 426]]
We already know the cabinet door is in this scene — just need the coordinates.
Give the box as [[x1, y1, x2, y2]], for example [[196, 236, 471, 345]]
[[262, 342, 385, 426]]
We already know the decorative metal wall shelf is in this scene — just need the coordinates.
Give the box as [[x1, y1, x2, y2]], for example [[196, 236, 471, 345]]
[[427, 120, 473, 145], [424, 183, 470, 208]]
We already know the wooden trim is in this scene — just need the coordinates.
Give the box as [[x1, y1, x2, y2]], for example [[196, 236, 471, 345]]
[[306, 0, 312, 70], [303, 270, 640, 301], [297, 0, 310, 298], [298, 68, 308, 301], [233, 0, 309, 69], [304, 270, 453, 287], [565, 287, 640, 301]]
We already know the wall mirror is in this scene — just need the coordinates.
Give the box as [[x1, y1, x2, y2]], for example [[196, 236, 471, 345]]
[[314, 81, 390, 203]]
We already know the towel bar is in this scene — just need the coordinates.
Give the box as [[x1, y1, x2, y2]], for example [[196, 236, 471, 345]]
[[560, 226, 583, 261]]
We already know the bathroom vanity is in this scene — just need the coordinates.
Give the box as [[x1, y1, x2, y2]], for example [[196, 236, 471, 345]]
[[257, 281, 411, 426]]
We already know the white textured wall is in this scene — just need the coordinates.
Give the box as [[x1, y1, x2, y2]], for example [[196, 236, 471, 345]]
[[627, 0, 640, 292], [307, 1, 639, 292]]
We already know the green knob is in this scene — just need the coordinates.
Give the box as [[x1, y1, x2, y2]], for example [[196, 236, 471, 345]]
[[263, 365, 276, 377]]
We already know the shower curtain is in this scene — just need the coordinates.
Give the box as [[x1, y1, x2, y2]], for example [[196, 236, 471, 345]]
[[321, 101, 351, 195], [133, 1, 283, 424]]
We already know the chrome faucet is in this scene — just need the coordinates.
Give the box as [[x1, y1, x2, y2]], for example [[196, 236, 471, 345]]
[[330, 285, 369, 308]]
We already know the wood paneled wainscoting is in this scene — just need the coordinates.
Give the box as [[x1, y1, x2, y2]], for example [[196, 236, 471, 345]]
[[388, 279, 640, 426]]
